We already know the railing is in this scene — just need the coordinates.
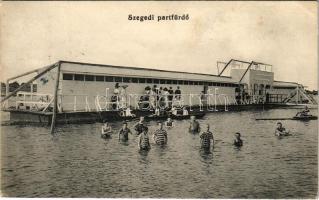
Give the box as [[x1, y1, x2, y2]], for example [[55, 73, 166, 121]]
[[14, 92, 54, 112], [3, 90, 239, 113]]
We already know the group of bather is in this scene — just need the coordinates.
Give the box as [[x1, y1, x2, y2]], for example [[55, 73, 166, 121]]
[[111, 83, 185, 111], [101, 115, 243, 152]]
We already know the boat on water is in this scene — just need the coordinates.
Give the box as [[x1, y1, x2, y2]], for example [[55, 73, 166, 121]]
[[292, 115, 317, 120]]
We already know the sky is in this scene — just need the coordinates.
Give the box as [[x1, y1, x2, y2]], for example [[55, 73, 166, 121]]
[[0, 1, 317, 89]]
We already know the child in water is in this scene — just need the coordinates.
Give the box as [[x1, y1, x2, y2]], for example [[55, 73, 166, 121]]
[[118, 122, 132, 141], [189, 115, 200, 133], [101, 121, 112, 138], [165, 117, 173, 128], [234, 132, 243, 147], [275, 122, 290, 136], [138, 127, 151, 151], [153, 122, 168, 145], [200, 124, 214, 150]]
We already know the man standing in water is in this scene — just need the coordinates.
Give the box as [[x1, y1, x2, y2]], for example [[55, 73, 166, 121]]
[[139, 127, 151, 151], [134, 116, 146, 135], [118, 122, 132, 141], [189, 115, 200, 133], [200, 124, 214, 150], [153, 122, 168, 145], [233, 132, 243, 147]]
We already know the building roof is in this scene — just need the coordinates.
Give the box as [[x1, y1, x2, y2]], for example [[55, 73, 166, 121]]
[[59, 60, 238, 83], [273, 80, 299, 87]]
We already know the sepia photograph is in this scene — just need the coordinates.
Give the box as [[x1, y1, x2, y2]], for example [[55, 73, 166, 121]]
[[0, 1, 318, 198]]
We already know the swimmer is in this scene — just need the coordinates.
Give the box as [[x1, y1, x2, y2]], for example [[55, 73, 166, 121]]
[[118, 122, 132, 141], [200, 124, 214, 150], [138, 127, 151, 151], [101, 121, 112, 138], [165, 117, 173, 128], [189, 115, 200, 133], [275, 122, 290, 136], [153, 122, 168, 145], [134, 116, 146, 135], [234, 132, 243, 147]]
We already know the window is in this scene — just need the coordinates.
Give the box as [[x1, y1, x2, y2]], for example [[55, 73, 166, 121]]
[[63, 73, 73, 80], [189, 81, 194, 85], [178, 80, 183, 85], [160, 79, 166, 84], [166, 80, 172, 84], [123, 77, 131, 83], [139, 78, 146, 83], [85, 75, 94, 81], [132, 78, 138, 83], [184, 80, 189, 85], [172, 80, 177, 84], [96, 76, 104, 82], [153, 79, 159, 84], [208, 82, 213, 86], [199, 81, 204, 85], [105, 76, 114, 82], [194, 81, 199, 85], [216, 83, 221, 86], [212, 82, 217, 86], [114, 77, 122, 82], [147, 78, 153, 84], [74, 74, 84, 81]]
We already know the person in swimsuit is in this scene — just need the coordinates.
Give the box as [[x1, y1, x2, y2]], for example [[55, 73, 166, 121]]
[[296, 105, 310, 117], [118, 122, 132, 141], [234, 132, 243, 147], [153, 122, 168, 145], [101, 122, 112, 139], [139, 127, 151, 151], [165, 117, 173, 128], [189, 115, 200, 133], [134, 116, 146, 135], [275, 122, 290, 136], [200, 124, 214, 150]]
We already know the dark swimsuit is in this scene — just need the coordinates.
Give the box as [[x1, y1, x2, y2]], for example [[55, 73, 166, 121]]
[[119, 128, 130, 141], [234, 139, 243, 147], [134, 123, 145, 135]]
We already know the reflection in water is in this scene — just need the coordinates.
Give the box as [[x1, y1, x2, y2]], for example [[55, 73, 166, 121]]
[[1, 108, 318, 198]]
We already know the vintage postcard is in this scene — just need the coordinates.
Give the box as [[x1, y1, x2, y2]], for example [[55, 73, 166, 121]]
[[0, 1, 317, 198]]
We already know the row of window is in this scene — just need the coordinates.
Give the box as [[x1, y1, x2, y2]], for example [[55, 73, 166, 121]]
[[62, 73, 239, 87]]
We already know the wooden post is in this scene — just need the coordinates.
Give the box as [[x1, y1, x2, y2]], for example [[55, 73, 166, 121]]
[[50, 63, 61, 134]]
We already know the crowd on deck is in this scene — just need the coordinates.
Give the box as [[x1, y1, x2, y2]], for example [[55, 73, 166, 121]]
[[110, 83, 186, 112]]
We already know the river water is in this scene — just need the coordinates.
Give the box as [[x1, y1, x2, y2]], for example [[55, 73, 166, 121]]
[[1, 108, 317, 198]]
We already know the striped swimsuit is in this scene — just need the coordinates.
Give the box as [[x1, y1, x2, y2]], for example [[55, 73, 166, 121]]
[[154, 129, 167, 145], [200, 131, 213, 149], [139, 134, 150, 150]]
